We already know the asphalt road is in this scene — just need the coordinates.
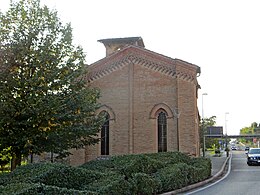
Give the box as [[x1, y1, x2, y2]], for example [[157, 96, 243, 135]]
[[186, 150, 260, 195]]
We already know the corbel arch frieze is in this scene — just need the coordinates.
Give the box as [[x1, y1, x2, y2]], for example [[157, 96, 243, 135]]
[[87, 49, 197, 84], [96, 104, 116, 121], [149, 103, 174, 119]]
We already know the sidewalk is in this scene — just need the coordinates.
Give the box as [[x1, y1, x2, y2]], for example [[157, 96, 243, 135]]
[[206, 151, 228, 176]]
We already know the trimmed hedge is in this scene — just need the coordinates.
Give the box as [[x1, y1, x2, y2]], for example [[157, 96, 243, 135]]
[[0, 172, 9, 185], [85, 174, 131, 195], [113, 154, 164, 179], [33, 166, 103, 190], [4, 162, 66, 185], [0, 152, 212, 194], [0, 182, 96, 195], [129, 173, 159, 195]]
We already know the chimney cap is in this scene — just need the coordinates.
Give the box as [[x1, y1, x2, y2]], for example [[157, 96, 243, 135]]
[[98, 36, 145, 48]]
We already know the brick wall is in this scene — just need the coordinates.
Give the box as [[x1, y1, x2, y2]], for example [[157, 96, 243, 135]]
[[69, 47, 200, 165]]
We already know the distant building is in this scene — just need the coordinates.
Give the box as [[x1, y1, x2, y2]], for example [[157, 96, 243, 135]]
[[69, 37, 201, 165]]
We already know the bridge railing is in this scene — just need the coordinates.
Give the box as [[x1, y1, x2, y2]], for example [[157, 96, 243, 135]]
[[205, 134, 260, 138]]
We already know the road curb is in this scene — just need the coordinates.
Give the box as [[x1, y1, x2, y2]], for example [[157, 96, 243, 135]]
[[161, 156, 231, 195]]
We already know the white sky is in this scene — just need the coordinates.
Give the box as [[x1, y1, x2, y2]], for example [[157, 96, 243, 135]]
[[1, 0, 260, 135]]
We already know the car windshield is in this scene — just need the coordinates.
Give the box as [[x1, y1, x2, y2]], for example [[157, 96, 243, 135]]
[[249, 149, 260, 154]]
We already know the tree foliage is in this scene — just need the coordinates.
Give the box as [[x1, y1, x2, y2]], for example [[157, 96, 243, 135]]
[[0, 0, 104, 170], [199, 116, 220, 149], [239, 122, 260, 144], [202, 116, 217, 128], [240, 122, 260, 135]]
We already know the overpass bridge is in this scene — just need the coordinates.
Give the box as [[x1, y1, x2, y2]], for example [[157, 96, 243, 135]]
[[202, 134, 260, 157], [204, 134, 260, 138]]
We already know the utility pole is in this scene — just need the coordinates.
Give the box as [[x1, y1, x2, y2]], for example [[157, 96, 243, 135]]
[[225, 112, 229, 157], [202, 93, 208, 157]]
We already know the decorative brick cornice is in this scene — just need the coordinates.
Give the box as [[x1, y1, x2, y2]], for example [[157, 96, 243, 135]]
[[86, 46, 199, 84]]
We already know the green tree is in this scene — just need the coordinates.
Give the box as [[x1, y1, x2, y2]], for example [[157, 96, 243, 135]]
[[239, 122, 260, 144], [240, 126, 254, 135], [0, 0, 104, 171], [0, 148, 11, 172], [200, 116, 221, 149]]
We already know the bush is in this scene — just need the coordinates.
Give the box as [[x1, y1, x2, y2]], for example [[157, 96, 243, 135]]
[[1, 152, 212, 194], [155, 163, 190, 192], [6, 162, 65, 185], [5, 162, 104, 191], [0, 182, 96, 195], [0, 172, 10, 185], [129, 173, 159, 195], [113, 154, 163, 179], [33, 166, 103, 190], [146, 152, 191, 166], [85, 174, 131, 195], [189, 157, 211, 180], [215, 149, 221, 154], [80, 157, 115, 171]]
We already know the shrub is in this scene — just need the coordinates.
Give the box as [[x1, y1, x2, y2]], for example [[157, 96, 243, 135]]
[[6, 162, 65, 185], [146, 152, 191, 166], [189, 157, 211, 180], [155, 163, 191, 193], [33, 166, 103, 190], [113, 154, 163, 179], [6, 162, 104, 191], [129, 173, 159, 195], [0, 172, 10, 185], [1, 152, 212, 194], [85, 174, 131, 195], [80, 157, 115, 171], [0, 182, 97, 195], [215, 149, 221, 154]]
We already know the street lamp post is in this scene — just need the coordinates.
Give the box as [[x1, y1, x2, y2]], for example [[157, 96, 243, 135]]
[[173, 108, 180, 151], [225, 112, 229, 157], [202, 93, 208, 157]]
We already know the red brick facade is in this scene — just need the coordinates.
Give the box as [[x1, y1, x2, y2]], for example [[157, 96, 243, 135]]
[[69, 37, 201, 165]]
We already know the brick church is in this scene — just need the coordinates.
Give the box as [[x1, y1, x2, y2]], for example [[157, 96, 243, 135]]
[[69, 37, 201, 165]]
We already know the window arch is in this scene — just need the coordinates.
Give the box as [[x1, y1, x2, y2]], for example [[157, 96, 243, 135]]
[[158, 111, 167, 152], [101, 112, 110, 155], [149, 103, 173, 119]]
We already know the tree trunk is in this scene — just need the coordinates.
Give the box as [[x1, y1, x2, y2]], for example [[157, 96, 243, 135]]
[[11, 151, 22, 171], [51, 152, 54, 163], [30, 153, 33, 163]]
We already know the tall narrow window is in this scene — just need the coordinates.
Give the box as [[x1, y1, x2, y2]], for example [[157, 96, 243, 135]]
[[101, 113, 110, 155], [158, 111, 167, 152]]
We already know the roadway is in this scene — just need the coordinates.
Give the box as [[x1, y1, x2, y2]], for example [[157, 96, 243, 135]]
[[186, 150, 260, 195]]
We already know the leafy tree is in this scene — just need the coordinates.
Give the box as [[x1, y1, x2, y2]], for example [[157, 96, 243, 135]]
[[0, 148, 11, 172], [240, 126, 254, 135], [199, 116, 222, 149], [239, 122, 260, 144], [0, 0, 104, 171]]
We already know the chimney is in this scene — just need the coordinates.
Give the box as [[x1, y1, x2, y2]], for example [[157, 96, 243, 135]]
[[98, 37, 145, 56]]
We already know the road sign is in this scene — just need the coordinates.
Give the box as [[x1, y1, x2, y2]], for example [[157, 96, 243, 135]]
[[206, 126, 223, 135]]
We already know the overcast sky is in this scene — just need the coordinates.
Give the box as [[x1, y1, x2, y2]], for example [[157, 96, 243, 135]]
[[2, 0, 260, 135]]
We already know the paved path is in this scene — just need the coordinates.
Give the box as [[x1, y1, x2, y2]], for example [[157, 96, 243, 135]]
[[206, 151, 228, 176]]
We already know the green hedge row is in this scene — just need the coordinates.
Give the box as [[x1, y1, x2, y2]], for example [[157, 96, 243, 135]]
[[0, 152, 211, 194], [0, 182, 96, 195]]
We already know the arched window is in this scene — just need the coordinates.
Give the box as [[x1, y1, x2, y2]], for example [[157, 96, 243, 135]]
[[158, 111, 167, 152], [101, 112, 110, 155]]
